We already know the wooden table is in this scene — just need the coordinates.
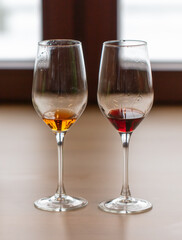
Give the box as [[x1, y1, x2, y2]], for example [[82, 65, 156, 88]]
[[0, 104, 182, 239]]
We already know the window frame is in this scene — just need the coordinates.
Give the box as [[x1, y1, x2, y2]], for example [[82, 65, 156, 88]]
[[0, 0, 181, 104]]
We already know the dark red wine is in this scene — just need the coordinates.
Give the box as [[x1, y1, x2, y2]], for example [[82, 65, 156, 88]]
[[107, 108, 144, 133]]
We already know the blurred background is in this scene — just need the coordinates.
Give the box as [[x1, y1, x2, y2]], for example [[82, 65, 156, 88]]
[[0, 0, 182, 104], [1, 1, 182, 238]]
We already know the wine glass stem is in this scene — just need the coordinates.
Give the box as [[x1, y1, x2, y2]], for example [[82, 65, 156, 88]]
[[120, 133, 132, 199], [56, 132, 66, 196]]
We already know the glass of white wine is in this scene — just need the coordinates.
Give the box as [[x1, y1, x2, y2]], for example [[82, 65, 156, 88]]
[[32, 39, 88, 212]]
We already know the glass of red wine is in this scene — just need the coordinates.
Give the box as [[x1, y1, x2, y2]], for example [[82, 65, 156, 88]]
[[32, 39, 88, 212], [97, 40, 154, 214]]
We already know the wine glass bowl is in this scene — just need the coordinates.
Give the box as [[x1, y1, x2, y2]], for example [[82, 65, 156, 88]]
[[97, 40, 154, 214], [98, 40, 153, 124], [32, 39, 88, 212], [32, 39, 87, 123]]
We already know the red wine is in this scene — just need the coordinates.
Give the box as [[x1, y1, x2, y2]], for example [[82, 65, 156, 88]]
[[107, 108, 144, 133]]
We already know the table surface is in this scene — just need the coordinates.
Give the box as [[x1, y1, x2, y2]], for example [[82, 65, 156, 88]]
[[0, 104, 182, 240]]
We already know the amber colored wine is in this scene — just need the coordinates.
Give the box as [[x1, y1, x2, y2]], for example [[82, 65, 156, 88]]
[[107, 108, 144, 133], [43, 109, 77, 132]]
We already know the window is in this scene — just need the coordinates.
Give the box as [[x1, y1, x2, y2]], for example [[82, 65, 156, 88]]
[[118, 0, 182, 70], [0, 0, 41, 62], [118, 0, 182, 103], [0, 0, 41, 101], [0, 0, 116, 102], [1, 0, 182, 103]]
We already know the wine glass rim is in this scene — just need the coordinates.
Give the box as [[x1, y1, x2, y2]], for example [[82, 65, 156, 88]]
[[38, 39, 81, 47], [104, 40, 147, 47]]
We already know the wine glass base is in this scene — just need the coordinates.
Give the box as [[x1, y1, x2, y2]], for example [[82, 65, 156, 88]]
[[34, 193, 88, 212], [99, 196, 152, 214]]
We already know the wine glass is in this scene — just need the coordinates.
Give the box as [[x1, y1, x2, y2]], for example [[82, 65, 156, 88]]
[[97, 40, 154, 214], [32, 39, 88, 212]]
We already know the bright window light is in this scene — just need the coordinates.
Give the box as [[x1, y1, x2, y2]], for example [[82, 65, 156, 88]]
[[0, 0, 41, 61], [118, 0, 182, 64]]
